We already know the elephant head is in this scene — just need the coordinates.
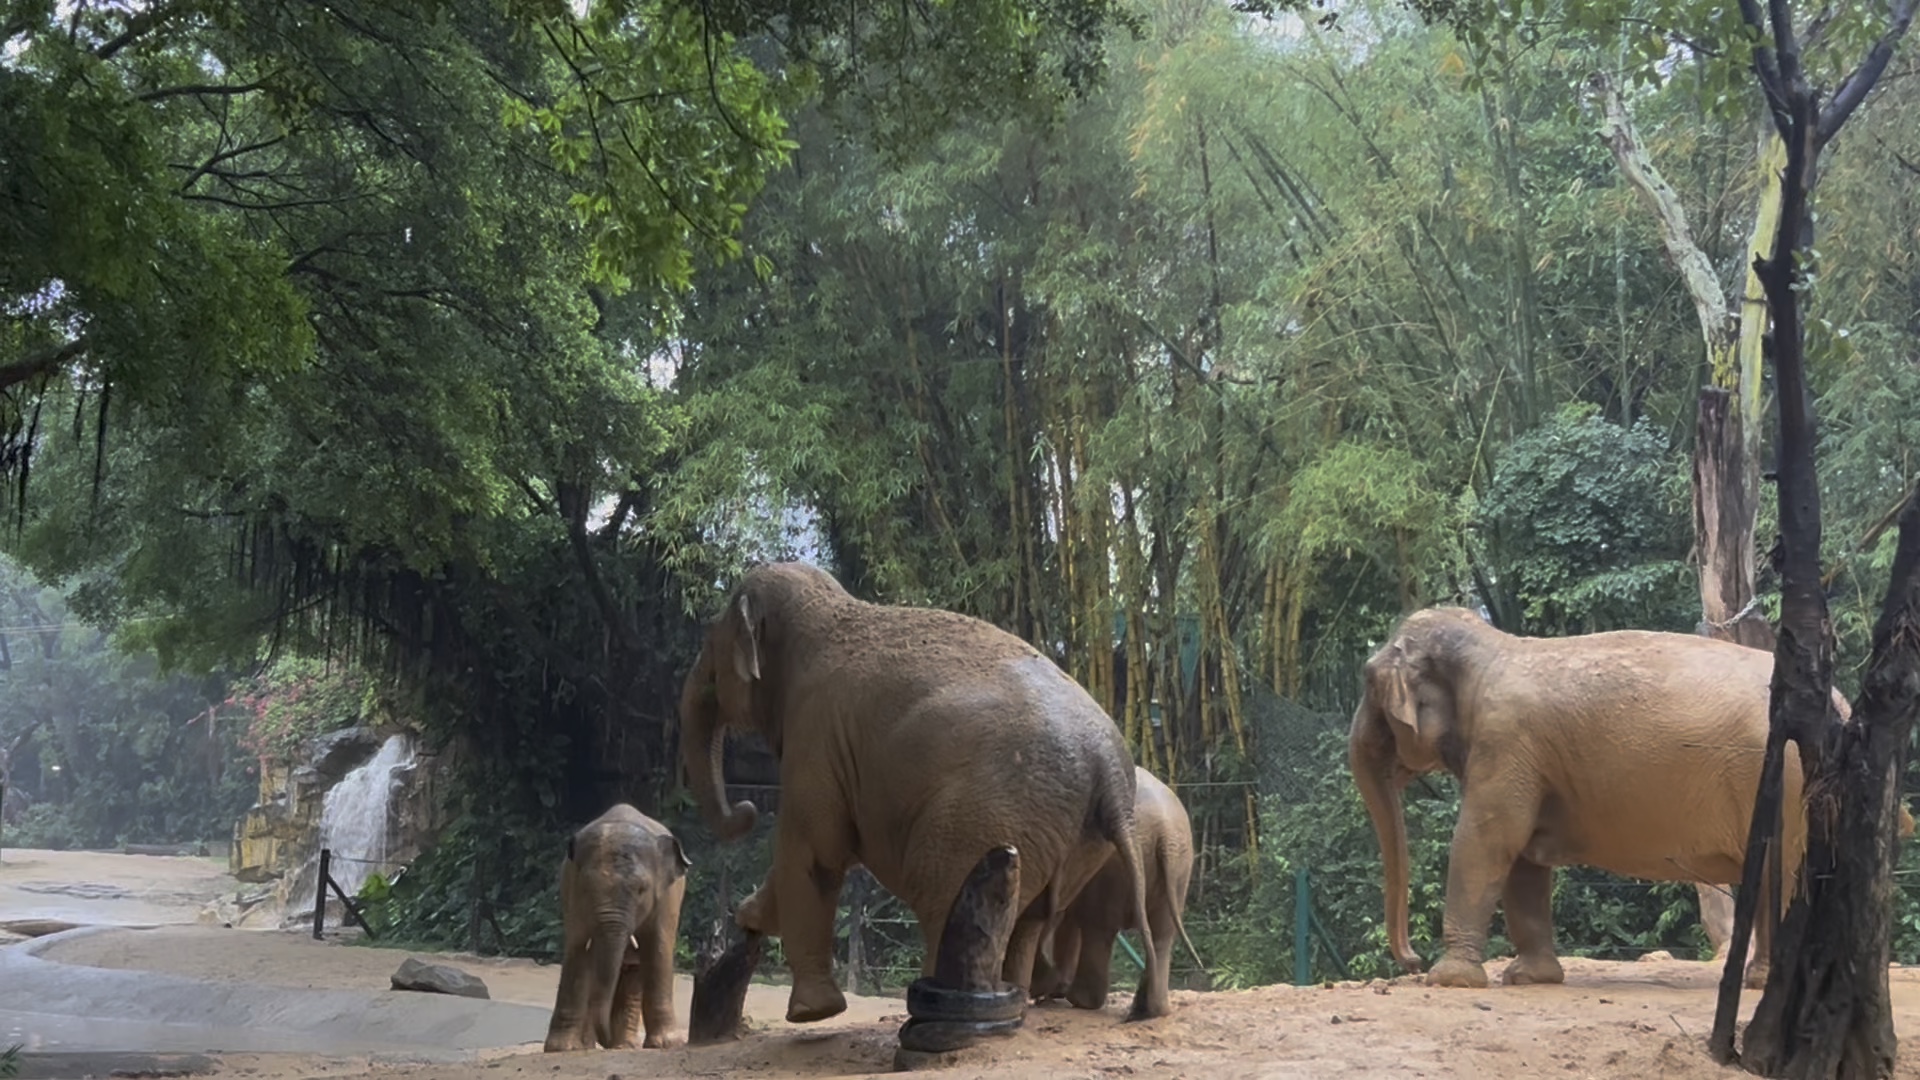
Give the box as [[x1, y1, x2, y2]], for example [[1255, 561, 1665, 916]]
[[1347, 606, 1490, 974], [678, 564, 851, 843]]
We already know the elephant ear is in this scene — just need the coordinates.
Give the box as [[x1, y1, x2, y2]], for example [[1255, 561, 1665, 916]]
[[729, 592, 762, 684], [1372, 648, 1422, 741], [663, 835, 692, 877]]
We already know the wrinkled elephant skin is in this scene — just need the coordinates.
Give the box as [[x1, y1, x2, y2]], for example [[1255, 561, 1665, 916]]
[[677, 561, 1158, 1026], [1032, 767, 1198, 1019], [1348, 606, 1898, 993], [543, 804, 690, 1052]]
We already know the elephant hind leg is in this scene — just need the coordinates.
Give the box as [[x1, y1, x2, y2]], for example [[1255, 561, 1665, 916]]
[[1065, 922, 1116, 1010], [1033, 919, 1080, 1001], [1499, 857, 1563, 986]]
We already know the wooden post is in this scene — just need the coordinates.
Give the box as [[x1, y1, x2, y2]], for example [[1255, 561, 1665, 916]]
[[313, 848, 330, 940]]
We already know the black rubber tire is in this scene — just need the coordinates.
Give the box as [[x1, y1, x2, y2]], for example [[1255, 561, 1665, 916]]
[[905, 978, 1027, 1023], [897, 1015, 1024, 1054]]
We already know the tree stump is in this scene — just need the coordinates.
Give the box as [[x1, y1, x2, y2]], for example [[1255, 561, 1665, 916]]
[[894, 845, 1027, 1070], [688, 929, 764, 1046]]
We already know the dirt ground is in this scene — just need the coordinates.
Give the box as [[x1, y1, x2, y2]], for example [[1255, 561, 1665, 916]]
[[10, 848, 1920, 1079]]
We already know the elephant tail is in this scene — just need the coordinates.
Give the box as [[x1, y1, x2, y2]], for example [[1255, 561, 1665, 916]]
[[1175, 913, 1207, 982], [1104, 805, 1159, 1021]]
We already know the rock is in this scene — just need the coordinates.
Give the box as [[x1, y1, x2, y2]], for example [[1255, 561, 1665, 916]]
[[0, 918, 84, 938], [307, 727, 381, 780], [391, 957, 491, 999], [1638, 950, 1674, 962]]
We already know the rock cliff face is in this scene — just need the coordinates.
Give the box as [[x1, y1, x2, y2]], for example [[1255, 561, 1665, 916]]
[[217, 726, 443, 928]]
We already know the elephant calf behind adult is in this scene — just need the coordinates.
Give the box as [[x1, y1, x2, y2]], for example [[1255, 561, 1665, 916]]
[[1033, 766, 1198, 1018], [1352, 606, 1836, 991], [543, 804, 690, 1052], [678, 561, 1161, 1024]]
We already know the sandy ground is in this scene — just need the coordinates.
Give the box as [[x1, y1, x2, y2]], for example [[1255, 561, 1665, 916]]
[[10, 848, 1920, 1079]]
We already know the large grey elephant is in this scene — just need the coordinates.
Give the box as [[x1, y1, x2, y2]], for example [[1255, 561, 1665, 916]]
[[1350, 606, 1830, 991], [678, 561, 1161, 1023], [543, 804, 691, 1052]]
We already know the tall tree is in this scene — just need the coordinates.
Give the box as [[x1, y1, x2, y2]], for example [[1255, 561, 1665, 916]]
[[1690, 0, 1920, 1074]]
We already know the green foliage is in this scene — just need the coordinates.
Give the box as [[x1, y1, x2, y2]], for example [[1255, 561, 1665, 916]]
[[357, 797, 567, 959], [0, 1041, 19, 1079], [1474, 403, 1695, 635], [226, 659, 375, 763]]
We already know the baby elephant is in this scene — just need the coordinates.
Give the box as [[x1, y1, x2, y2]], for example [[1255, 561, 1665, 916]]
[[544, 804, 692, 1052], [1032, 767, 1199, 1018]]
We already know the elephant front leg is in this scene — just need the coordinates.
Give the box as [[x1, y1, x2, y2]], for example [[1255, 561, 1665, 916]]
[[641, 885, 687, 1047], [768, 850, 849, 1023], [1429, 786, 1538, 989], [1499, 857, 1563, 985], [543, 935, 597, 1051]]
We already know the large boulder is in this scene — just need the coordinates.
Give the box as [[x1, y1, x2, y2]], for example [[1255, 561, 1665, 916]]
[[391, 957, 490, 999], [307, 727, 382, 781]]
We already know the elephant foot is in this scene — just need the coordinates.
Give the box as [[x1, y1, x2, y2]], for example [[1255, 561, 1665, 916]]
[[1744, 961, 1769, 991], [542, 1031, 589, 1053], [642, 1031, 680, 1050], [737, 887, 778, 937], [1124, 991, 1170, 1022], [787, 976, 849, 1023], [1425, 955, 1491, 989], [1065, 983, 1109, 1011], [1502, 954, 1565, 986]]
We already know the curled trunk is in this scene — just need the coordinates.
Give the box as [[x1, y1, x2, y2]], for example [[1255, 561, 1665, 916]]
[[678, 657, 757, 842]]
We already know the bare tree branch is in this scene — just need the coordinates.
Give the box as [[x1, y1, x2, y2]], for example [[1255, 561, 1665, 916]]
[[92, 1, 181, 61], [1817, 0, 1920, 148], [1736, 0, 1796, 135], [0, 340, 86, 393], [1591, 69, 1733, 353], [138, 80, 271, 104]]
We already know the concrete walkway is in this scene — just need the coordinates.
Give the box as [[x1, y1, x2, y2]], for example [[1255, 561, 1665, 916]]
[[0, 926, 550, 1061]]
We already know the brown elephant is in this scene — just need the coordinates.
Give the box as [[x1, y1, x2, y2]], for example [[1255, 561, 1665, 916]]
[[678, 561, 1161, 1024], [1031, 766, 1201, 1018], [1350, 606, 1854, 992], [543, 804, 691, 1052]]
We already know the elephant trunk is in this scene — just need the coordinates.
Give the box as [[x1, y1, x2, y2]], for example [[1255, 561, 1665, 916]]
[[588, 919, 631, 1048], [1350, 712, 1420, 974], [680, 658, 757, 843]]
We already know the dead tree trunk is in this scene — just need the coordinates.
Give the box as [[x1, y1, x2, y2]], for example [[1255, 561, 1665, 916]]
[[1703, 0, 1917, 1072], [1744, 488, 1920, 1078]]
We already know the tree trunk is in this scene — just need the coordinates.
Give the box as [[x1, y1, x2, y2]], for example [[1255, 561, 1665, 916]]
[[1740, 488, 1920, 1078]]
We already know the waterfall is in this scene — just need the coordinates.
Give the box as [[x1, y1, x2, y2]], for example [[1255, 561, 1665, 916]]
[[314, 733, 415, 901]]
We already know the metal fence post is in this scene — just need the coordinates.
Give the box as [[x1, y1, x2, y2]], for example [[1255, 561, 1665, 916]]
[[1293, 865, 1311, 986], [314, 848, 330, 940]]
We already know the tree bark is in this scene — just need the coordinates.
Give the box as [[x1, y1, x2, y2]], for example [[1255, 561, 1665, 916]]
[[1740, 488, 1920, 1078]]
